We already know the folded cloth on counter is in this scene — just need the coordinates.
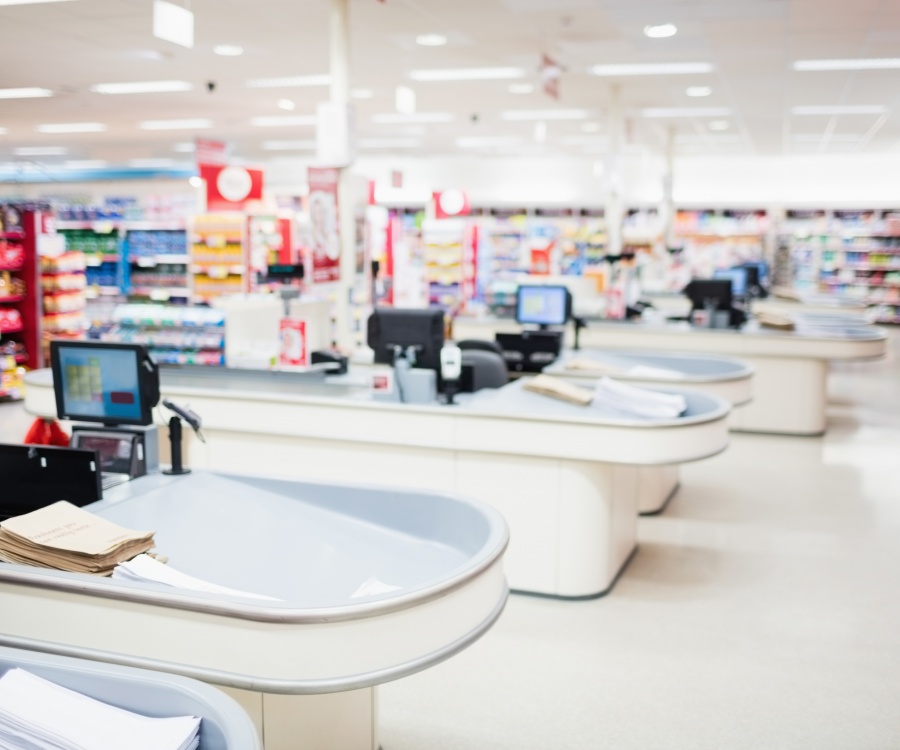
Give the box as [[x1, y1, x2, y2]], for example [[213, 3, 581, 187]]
[[0, 501, 154, 576], [592, 377, 687, 419], [112, 553, 283, 601], [0, 668, 200, 750]]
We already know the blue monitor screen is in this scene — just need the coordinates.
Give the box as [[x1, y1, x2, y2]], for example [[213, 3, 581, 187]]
[[56, 346, 143, 422], [516, 285, 570, 326], [714, 267, 748, 297]]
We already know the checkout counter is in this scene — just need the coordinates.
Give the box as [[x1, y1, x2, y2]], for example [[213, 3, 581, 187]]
[[451, 315, 888, 436], [0, 469, 509, 750], [24, 364, 731, 600]]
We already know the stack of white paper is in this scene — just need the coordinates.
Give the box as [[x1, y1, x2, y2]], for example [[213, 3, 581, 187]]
[[0, 668, 200, 750], [113, 554, 282, 602], [591, 377, 687, 419]]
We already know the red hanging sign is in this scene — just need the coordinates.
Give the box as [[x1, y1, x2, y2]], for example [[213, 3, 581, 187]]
[[200, 164, 263, 211], [308, 167, 341, 283], [279, 318, 307, 367]]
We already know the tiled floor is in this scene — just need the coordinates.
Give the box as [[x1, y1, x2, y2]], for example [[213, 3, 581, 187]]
[[1, 333, 897, 749]]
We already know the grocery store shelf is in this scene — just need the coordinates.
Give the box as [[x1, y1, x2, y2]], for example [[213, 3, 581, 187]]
[[0, 231, 24, 240], [0, 264, 24, 272], [0, 324, 24, 334], [85, 254, 120, 267], [0, 295, 24, 304]]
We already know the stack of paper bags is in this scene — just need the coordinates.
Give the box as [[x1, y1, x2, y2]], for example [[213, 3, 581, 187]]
[[523, 375, 594, 406], [0, 501, 155, 576], [592, 377, 687, 419], [0, 667, 200, 750]]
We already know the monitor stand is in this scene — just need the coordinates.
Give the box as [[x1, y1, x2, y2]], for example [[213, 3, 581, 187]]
[[70, 424, 160, 486]]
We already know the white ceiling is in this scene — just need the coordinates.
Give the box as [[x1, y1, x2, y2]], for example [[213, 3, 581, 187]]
[[2, 0, 900, 167]]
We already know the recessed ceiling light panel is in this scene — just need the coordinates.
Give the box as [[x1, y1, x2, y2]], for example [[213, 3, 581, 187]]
[[0, 87, 53, 99], [246, 75, 331, 88], [373, 112, 454, 124], [502, 109, 590, 121], [686, 86, 712, 97], [791, 105, 886, 115], [351, 88, 375, 99], [250, 115, 317, 127], [644, 23, 677, 38], [261, 140, 316, 150], [508, 83, 534, 94], [37, 122, 106, 133], [214, 44, 244, 56], [708, 120, 730, 131], [415, 34, 447, 46], [277, 99, 296, 110], [591, 62, 713, 76], [0, 0, 76, 5], [793, 58, 900, 71], [641, 107, 731, 118], [138, 118, 213, 130], [456, 136, 523, 148], [410, 67, 524, 81], [91, 80, 191, 94]]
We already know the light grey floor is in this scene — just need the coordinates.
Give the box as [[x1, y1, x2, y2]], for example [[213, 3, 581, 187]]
[[2, 336, 898, 749], [376, 332, 900, 750]]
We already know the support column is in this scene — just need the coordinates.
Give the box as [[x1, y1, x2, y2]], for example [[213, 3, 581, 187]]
[[661, 125, 676, 248], [330, 0, 357, 350], [605, 84, 624, 258]]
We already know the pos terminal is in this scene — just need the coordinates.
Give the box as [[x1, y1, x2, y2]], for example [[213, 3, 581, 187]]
[[50, 341, 161, 490]]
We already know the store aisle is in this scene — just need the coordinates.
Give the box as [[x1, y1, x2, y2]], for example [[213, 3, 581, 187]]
[[378, 331, 900, 750]]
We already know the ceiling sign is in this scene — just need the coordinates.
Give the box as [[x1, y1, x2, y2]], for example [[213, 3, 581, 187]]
[[200, 164, 263, 210], [540, 54, 562, 100]]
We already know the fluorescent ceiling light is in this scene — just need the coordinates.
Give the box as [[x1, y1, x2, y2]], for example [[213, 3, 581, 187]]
[[153, 0, 194, 49], [277, 99, 295, 110], [139, 118, 212, 130], [173, 142, 195, 152], [64, 159, 108, 169], [456, 136, 523, 148], [581, 122, 602, 133], [372, 112, 454, 124], [261, 140, 316, 150], [410, 67, 525, 81], [0, 128, 6, 135], [351, 88, 374, 99], [416, 33, 447, 46], [0, 87, 53, 99], [508, 83, 534, 94], [793, 58, 900, 71], [359, 138, 420, 148], [246, 74, 331, 88], [13, 146, 67, 156], [250, 115, 317, 127], [502, 109, 590, 121], [591, 62, 714, 76], [676, 134, 741, 144], [686, 86, 712, 97], [791, 105, 886, 115], [214, 44, 244, 56], [791, 134, 862, 143], [0, 0, 76, 5], [642, 107, 731, 118], [37, 122, 106, 134], [708, 120, 730, 131], [533, 122, 547, 144], [91, 80, 191, 94], [644, 23, 677, 38], [560, 134, 609, 146], [129, 158, 178, 168]]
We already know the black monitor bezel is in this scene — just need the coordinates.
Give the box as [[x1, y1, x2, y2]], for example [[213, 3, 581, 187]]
[[366, 307, 445, 372], [50, 340, 158, 427], [684, 279, 734, 312], [515, 285, 573, 327]]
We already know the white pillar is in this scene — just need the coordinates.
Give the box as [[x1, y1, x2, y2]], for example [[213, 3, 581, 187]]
[[330, 0, 357, 350], [606, 84, 624, 257], [662, 125, 676, 248]]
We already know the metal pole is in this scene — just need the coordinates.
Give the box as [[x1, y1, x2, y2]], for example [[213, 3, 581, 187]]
[[606, 83, 624, 257]]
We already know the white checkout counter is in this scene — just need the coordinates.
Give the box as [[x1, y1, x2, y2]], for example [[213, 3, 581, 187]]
[[0, 470, 509, 750], [0, 645, 262, 749], [542, 350, 754, 515], [450, 316, 888, 436], [24, 367, 730, 600]]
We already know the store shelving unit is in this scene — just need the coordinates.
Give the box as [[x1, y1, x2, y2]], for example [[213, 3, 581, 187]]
[[778, 209, 900, 323], [124, 222, 190, 304], [423, 218, 467, 309], [672, 209, 770, 279], [102, 303, 226, 366], [57, 221, 123, 302], [40, 250, 87, 361], [190, 214, 248, 302]]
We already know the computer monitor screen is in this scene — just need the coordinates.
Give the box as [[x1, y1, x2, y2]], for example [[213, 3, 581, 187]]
[[684, 279, 734, 312], [714, 267, 748, 297], [50, 341, 160, 426], [367, 308, 445, 372], [516, 285, 571, 327]]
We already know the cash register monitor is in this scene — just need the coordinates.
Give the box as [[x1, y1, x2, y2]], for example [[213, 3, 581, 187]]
[[713, 267, 749, 297], [50, 341, 160, 427], [516, 285, 572, 328], [684, 279, 734, 312], [367, 308, 445, 372]]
